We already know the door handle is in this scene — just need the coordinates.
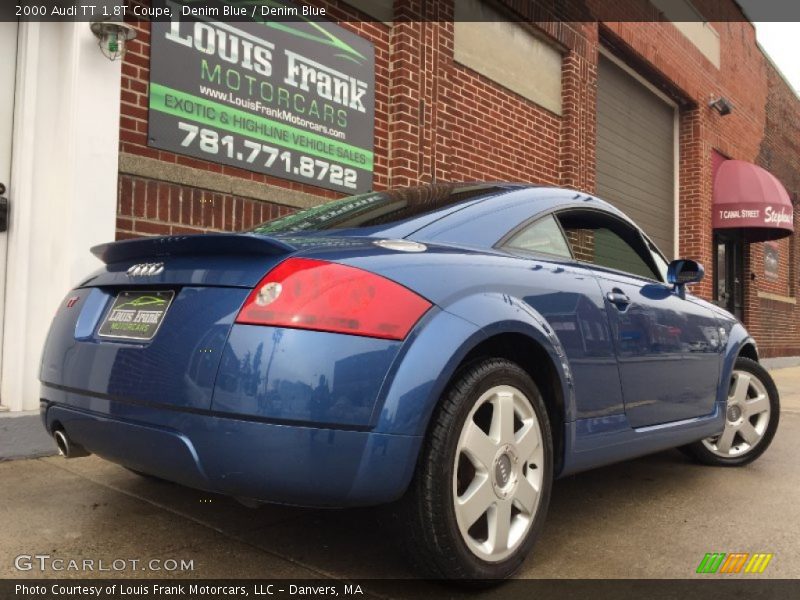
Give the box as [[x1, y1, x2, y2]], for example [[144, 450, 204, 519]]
[[606, 289, 631, 309]]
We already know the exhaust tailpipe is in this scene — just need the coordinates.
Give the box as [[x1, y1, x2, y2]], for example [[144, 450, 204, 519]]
[[53, 429, 90, 458]]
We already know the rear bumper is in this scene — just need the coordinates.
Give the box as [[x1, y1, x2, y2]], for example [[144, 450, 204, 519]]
[[41, 386, 422, 508]]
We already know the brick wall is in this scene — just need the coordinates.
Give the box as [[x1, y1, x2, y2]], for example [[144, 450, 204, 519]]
[[748, 64, 800, 356], [597, 14, 800, 356], [118, 0, 593, 238], [117, 0, 800, 355], [116, 174, 294, 240]]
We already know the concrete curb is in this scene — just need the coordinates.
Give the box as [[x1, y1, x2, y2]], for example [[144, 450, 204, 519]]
[[761, 356, 800, 371], [0, 411, 57, 461]]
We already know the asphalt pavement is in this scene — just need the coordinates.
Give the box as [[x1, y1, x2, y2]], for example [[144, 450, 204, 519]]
[[1, 368, 799, 586]]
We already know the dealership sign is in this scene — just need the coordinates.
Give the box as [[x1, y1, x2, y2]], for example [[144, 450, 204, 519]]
[[148, 0, 375, 194]]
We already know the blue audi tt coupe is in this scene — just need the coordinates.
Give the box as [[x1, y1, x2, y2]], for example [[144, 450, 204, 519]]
[[41, 184, 779, 579]]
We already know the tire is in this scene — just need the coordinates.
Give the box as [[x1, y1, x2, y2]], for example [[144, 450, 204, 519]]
[[400, 358, 553, 581], [681, 357, 779, 467]]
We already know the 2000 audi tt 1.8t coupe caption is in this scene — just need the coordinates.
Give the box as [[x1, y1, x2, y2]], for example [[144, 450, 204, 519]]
[[40, 184, 779, 580]]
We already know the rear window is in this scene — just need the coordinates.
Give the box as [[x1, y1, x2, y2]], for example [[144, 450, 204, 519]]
[[252, 184, 509, 234]]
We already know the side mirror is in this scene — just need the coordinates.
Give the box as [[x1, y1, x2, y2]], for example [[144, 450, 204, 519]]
[[667, 259, 704, 297]]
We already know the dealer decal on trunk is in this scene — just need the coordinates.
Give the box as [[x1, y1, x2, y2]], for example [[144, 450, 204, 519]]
[[98, 290, 175, 341]]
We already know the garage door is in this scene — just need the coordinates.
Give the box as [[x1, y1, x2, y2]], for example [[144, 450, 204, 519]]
[[596, 55, 676, 259]]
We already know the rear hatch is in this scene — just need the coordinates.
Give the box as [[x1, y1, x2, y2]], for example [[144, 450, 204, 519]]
[[40, 234, 294, 411]]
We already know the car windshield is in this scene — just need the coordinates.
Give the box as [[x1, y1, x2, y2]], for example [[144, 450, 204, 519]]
[[251, 184, 511, 234]]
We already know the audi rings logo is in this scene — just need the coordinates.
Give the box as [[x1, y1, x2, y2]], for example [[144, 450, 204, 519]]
[[126, 262, 164, 277]]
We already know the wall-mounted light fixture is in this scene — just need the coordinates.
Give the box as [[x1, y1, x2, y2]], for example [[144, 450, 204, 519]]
[[90, 21, 137, 61], [709, 97, 733, 116]]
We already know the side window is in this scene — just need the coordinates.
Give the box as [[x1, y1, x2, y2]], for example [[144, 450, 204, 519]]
[[503, 214, 572, 258], [557, 210, 662, 281]]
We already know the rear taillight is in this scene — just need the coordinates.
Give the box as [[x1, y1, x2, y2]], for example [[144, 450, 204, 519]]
[[235, 258, 432, 340]]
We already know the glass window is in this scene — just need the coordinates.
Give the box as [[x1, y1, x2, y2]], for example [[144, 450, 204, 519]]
[[252, 184, 509, 234], [503, 214, 572, 258], [558, 211, 662, 281]]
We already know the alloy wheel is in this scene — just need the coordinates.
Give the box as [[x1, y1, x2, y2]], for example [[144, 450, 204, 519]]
[[702, 369, 771, 458], [452, 385, 544, 562]]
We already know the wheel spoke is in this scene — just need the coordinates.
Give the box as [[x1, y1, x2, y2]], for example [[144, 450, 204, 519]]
[[730, 372, 752, 404], [514, 476, 538, 515], [739, 421, 760, 445], [515, 422, 540, 460], [491, 390, 516, 445], [461, 420, 497, 470], [488, 499, 513, 553], [717, 425, 736, 454], [745, 394, 770, 417], [456, 474, 495, 528]]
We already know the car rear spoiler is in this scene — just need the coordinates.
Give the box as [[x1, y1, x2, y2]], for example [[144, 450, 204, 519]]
[[90, 233, 296, 265]]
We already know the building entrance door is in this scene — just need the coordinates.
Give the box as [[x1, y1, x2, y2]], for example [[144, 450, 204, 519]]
[[714, 233, 745, 321], [0, 22, 18, 409]]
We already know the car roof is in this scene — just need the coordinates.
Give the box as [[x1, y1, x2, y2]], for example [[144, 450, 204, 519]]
[[402, 184, 637, 246], [263, 182, 635, 244]]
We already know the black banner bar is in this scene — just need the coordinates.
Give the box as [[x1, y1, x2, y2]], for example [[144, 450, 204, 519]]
[[4, 579, 800, 600], [3, 0, 800, 23]]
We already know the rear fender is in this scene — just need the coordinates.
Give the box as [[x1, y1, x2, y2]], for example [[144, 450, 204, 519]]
[[374, 293, 574, 436], [446, 293, 576, 420]]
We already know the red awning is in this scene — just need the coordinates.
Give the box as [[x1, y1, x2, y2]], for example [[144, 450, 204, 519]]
[[713, 160, 794, 241]]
